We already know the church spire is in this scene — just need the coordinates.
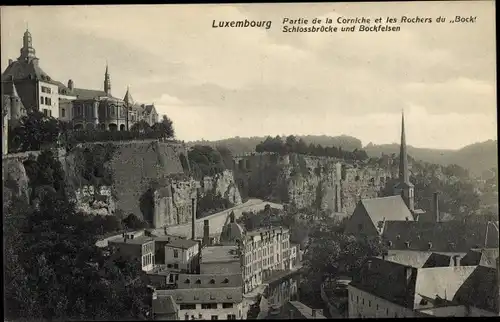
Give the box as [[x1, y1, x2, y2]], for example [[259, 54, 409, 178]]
[[18, 27, 37, 62], [104, 62, 111, 96], [399, 110, 410, 184]]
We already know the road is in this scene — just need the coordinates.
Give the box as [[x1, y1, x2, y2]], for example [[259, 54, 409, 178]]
[[96, 198, 283, 246]]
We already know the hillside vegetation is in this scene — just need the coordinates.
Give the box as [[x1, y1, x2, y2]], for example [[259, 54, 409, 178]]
[[190, 136, 497, 177]]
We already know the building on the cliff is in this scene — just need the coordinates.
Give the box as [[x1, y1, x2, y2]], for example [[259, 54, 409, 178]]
[[108, 232, 155, 272], [1, 29, 75, 119], [200, 245, 242, 276], [347, 256, 499, 318], [61, 70, 158, 131], [1, 29, 158, 131], [151, 273, 246, 320]]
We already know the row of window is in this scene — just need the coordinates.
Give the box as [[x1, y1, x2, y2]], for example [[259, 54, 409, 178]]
[[352, 294, 402, 318], [40, 96, 52, 106], [143, 243, 154, 254], [179, 303, 234, 311], [142, 253, 153, 267], [183, 314, 236, 320], [42, 109, 52, 117], [41, 86, 52, 94]]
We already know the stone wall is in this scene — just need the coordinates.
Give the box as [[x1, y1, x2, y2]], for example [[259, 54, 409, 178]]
[[2, 157, 30, 204]]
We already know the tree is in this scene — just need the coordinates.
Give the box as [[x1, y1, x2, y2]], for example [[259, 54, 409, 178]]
[[130, 120, 152, 133], [152, 115, 175, 139], [9, 110, 60, 152], [122, 213, 149, 230]]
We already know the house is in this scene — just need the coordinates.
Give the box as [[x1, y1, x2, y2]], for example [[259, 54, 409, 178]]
[[161, 237, 200, 278], [382, 220, 499, 252], [344, 195, 414, 237], [348, 256, 499, 318], [460, 248, 499, 267], [152, 274, 246, 320], [381, 250, 465, 268], [108, 232, 155, 272], [200, 245, 242, 276]]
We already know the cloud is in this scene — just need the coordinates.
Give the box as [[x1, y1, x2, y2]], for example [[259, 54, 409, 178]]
[[0, 3, 496, 149]]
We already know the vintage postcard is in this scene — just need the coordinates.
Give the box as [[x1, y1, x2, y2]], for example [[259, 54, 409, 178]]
[[1, 1, 497, 321]]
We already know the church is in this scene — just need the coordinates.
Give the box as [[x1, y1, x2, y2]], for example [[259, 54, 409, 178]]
[[344, 113, 499, 252], [1, 29, 158, 135]]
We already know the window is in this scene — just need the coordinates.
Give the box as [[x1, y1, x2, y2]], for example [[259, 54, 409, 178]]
[[43, 109, 48, 116], [376, 304, 379, 310], [202, 303, 217, 309], [358, 223, 363, 231], [61, 108, 65, 117], [40, 96, 44, 105], [227, 314, 236, 320], [368, 300, 371, 307], [174, 249, 179, 258], [386, 308, 389, 315], [209, 279, 215, 284], [211, 316, 218, 320], [44, 97, 49, 105], [174, 263, 179, 269], [222, 303, 233, 308], [185, 314, 189, 320], [180, 304, 196, 310], [362, 299, 364, 305], [357, 296, 359, 303]]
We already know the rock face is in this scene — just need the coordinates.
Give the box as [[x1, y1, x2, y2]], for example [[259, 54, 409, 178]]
[[233, 152, 393, 215], [202, 169, 243, 205], [74, 185, 115, 216]]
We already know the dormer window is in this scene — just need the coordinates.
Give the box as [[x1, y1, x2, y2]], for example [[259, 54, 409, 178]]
[[209, 279, 215, 284], [195, 279, 201, 284], [420, 299, 428, 306], [396, 234, 401, 240], [184, 279, 190, 284], [210, 294, 216, 300], [222, 278, 229, 284]]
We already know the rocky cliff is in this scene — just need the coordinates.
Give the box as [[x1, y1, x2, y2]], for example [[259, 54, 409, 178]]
[[201, 169, 242, 205], [3, 156, 30, 204], [233, 152, 393, 215]]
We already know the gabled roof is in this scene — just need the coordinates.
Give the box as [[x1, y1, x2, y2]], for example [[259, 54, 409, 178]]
[[413, 266, 477, 310], [144, 104, 156, 114], [70, 88, 109, 100], [453, 265, 499, 313], [360, 195, 414, 226], [123, 87, 134, 105], [382, 220, 499, 252]]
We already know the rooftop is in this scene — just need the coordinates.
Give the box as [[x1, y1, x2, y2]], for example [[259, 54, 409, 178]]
[[157, 237, 198, 250], [360, 195, 415, 226], [155, 287, 243, 304], [287, 301, 327, 319], [176, 273, 243, 289], [201, 246, 240, 264], [246, 226, 289, 237]]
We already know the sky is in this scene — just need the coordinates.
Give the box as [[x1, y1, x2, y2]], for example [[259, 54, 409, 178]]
[[1, 2, 496, 150]]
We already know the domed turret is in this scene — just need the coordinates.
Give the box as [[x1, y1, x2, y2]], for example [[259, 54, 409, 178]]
[[220, 211, 245, 244]]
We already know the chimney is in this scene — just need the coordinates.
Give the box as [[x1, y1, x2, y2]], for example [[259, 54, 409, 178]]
[[453, 255, 461, 267], [433, 192, 440, 223], [312, 309, 317, 318], [191, 198, 196, 240], [289, 309, 294, 319], [405, 266, 413, 286], [229, 211, 235, 223], [67, 79, 74, 90], [203, 220, 210, 246], [8, 59, 13, 65]]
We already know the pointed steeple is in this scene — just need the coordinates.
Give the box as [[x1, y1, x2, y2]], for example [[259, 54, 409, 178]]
[[18, 27, 37, 62], [123, 86, 134, 106], [104, 62, 111, 96], [10, 81, 20, 98], [399, 110, 410, 184]]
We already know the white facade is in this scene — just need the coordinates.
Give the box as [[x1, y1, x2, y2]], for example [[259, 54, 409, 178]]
[[141, 241, 155, 272], [243, 227, 290, 293], [164, 243, 200, 272], [348, 286, 416, 318], [38, 81, 60, 118], [177, 302, 246, 320]]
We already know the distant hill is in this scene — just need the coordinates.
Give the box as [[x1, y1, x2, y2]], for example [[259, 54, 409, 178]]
[[364, 140, 497, 178], [187, 136, 497, 177], [187, 135, 362, 155]]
